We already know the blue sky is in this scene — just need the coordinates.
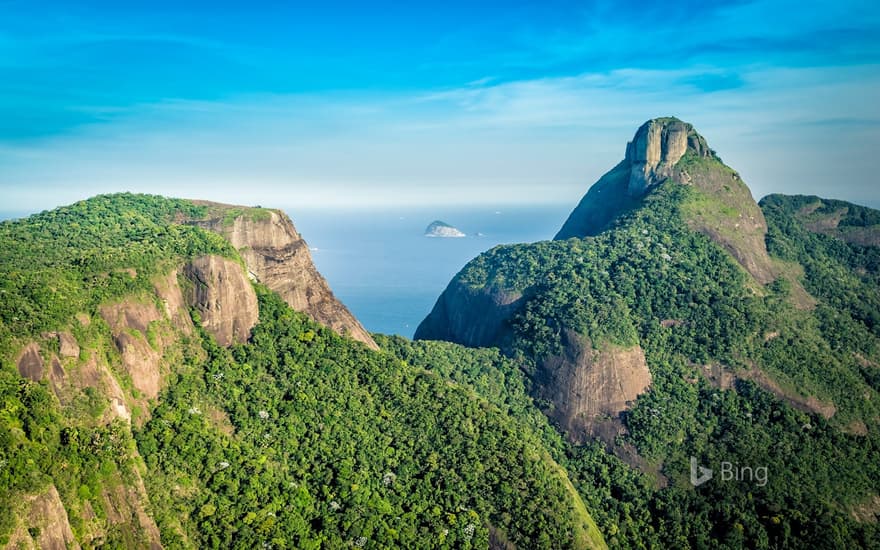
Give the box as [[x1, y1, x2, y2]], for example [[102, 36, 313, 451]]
[[1, 0, 879, 211]]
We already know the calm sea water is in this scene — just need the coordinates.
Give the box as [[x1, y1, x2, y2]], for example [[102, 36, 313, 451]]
[[286, 205, 571, 337]]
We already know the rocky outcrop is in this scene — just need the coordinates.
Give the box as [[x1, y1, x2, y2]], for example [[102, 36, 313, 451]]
[[186, 203, 377, 349], [674, 155, 776, 285], [4, 485, 80, 550], [182, 255, 259, 347], [99, 300, 165, 400], [425, 220, 466, 238], [153, 270, 194, 335], [16, 342, 43, 381], [100, 473, 163, 549], [556, 118, 715, 240], [626, 118, 712, 196], [537, 329, 652, 443], [416, 285, 653, 443], [414, 283, 523, 347], [792, 197, 880, 247]]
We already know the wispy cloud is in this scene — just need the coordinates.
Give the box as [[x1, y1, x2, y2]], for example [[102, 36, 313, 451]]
[[1, 62, 877, 210], [0, 0, 878, 211]]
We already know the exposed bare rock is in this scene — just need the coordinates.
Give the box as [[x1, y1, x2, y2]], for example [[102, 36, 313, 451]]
[[153, 270, 193, 335], [489, 525, 517, 550], [625, 118, 704, 196], [674, 153, 777, 284], [100, 300, 162, 335], [4, 485, 80, 550], [42, 331, 81, 358], [793, 199, 880, 247], [700, 363, 837, 419], [537, 329, 652, 443], [48, 356, 66, 399], [182, 254, 259, 347], [414, 283, 523, 347], [115, 332, 162, 400], [186, 203, 377, 349], [851, 494, 880, 523], [99, 300, 164, 399], [92, 356, 132, 423], [101, 471, 163, 549], [16, 342, 43, 381], [845, 420, 869, 436]]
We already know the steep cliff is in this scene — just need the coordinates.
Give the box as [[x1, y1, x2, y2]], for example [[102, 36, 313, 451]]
[[625, 117, 712, 196], [181, 255, 259, 347], [537, 330, 651, 443], [5, 268, 198, 548], [185, 202, 377, 349], [4, 485, 80, 550], [5, 194, 607, 549], [414, 283, 523, 347], [0, 194, 271, 549], [417, 117, 880, 451]]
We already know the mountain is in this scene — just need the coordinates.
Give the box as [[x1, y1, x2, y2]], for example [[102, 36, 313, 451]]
[[555, 117, 775, 283], [417, 118, 880, 547], [0, 194, 605, 549], [2, 117, 879, 549]]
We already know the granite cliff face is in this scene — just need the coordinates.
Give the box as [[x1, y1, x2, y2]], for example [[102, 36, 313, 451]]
[[414, 283, 523, 347], [182, 255, 259, 347], [625, 117, 713, 196], [186, 203, 378, 349], [9, 269, 200, 548], [537, 330, 651, 443]]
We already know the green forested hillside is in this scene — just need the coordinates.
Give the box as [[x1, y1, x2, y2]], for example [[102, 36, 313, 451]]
[[415, 167, 880, 546], [2, 186, 879, 549], [136, 287, 604, 549], [0, 193, 234, 348], [0, 193, 604, 549]]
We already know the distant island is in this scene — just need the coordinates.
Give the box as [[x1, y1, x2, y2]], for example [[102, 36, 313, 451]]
[[424, 220, 465, 238]]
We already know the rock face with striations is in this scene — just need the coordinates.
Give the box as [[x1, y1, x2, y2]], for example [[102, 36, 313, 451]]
[[414, 284, 523, 347], [625, 117, 712, 196], [186, 203, 378, 349], [182, 254, 260, 347], [538, 330, 651, 443]]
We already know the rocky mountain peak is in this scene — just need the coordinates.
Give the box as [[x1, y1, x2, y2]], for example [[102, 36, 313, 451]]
[[625, 117, 714, 196]]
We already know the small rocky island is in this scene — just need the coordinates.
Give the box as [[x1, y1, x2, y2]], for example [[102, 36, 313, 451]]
[[424, 220, 466, 238]]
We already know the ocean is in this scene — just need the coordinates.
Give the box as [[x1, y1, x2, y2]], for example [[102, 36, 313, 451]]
[[286, 205, 571, 337]]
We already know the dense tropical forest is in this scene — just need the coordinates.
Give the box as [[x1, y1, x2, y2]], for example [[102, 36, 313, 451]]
[[1, 180, 879, 548], [0, 194, 602, 549], [411, 180, 880, 548]]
